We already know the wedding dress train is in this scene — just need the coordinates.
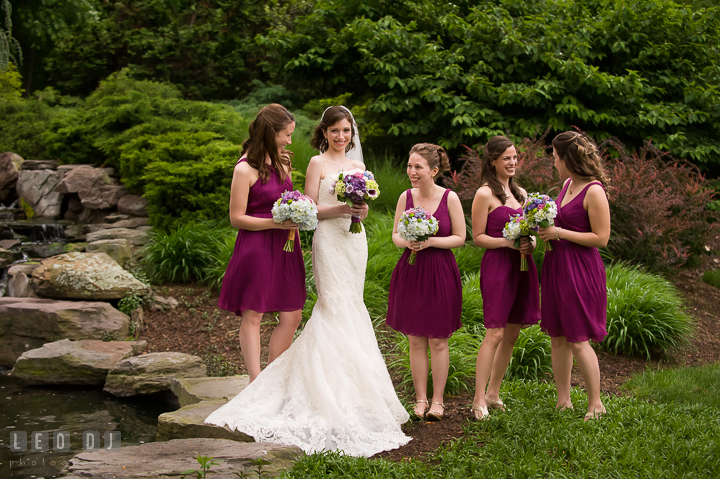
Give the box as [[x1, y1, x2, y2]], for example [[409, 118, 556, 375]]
[[204, 175, 411, 457]]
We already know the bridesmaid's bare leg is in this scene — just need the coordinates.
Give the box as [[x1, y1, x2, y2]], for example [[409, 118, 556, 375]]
[[239, 310, 263, 382], [408, 335, 430, 415], [551, 336, 574, 409], [486, 324, 522, 404], [428, 338, 449, 416], [269, 310, 302, 364], [569, 341, 604, 418], [473, 328, 504, 411]]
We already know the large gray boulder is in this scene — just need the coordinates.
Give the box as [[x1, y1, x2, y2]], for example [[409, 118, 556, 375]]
[[60, 439, 301, 479], [157, 400, 254, 442], [85, 239, 133, 266], [117, 194, 149, 216], [171, 376, 248, 407], [0, 151, 23, 200], [0, 298, 130, 367], [16, 169, 64, 218], [104, 352, 207, 397], [80, 184, 129, 210], [54, 165, 114, 194], [31, 252, 147, 300], [85, 227, 149, 245], [10, 339, 147, 385], [83, 217, 149, 233]]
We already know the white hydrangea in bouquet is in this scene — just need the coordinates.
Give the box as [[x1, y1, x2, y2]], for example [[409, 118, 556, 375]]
[[271, 190, 319, 252], [522, 192, 558, 252], [397, 207, 439, 265], [502, 213, 533, 271], [329, 168, 380, 233]]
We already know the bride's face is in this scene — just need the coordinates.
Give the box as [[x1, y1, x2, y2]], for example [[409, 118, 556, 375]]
[[407, 153, 437, 187], [323, 118, 352, 153]]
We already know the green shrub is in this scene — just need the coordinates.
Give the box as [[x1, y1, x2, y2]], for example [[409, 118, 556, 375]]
[[141, 220, 231, 284], [506, 325, 552, 380], [453, 243, 484, 278], [118, 293, 144, 316], [203, 229, 238, 291], [603, 262, 694, 358], [364, 153, 410, 213], [702, 269, 720, 289]]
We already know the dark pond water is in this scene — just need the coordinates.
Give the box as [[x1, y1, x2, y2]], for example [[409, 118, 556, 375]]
[[0, 374, 176, 478]]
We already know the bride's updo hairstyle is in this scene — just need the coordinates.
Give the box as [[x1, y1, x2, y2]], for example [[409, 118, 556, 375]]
[[409, 143, 450, 183], [552, 131, 609, 190], [480, 135, 524, 205], [241, 103, 295, 183], [310, 106, 357, 154]]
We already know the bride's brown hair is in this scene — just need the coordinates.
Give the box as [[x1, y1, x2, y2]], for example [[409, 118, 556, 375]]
[[241, 104, 295, 183]]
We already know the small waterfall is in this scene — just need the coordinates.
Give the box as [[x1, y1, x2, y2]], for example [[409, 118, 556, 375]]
[[0, 269, 7, 297]]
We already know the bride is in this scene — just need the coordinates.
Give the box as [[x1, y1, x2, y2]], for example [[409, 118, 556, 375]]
[[204, 105, 411, 456]]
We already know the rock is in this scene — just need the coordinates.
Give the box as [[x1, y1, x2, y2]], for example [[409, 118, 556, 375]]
[[21, 242, 66, 258], [85, 239, 132, 265], [77, 207, 110, 224], [0, 238, 21, 249], [0, 152, 24, 198], [117, 195, 149, 216], [0, 246, 14, 268], [60, 439, 301, 479], [105, 213, 130, 223], [7, 264, 40, 298], [54, 165, 115, 194], [31, 252, 147, 300], [16, 169, 64, 218], [10, 339, 147, 385], [150, 295, 179, 311], [83, 217, 149, 234], [130, 306, 144, 334], [157, 400, 254, 442], [64, 224, 85, 240], [8, 263, 40, 276], [85, 227, 149, 245], [20, 160, 58, 170], [80, 184, 129, 210], [63, 242, 87, 253], [0, 297, 130, 367], [103, 352, 207, 396], [171, 376, 249, 407]]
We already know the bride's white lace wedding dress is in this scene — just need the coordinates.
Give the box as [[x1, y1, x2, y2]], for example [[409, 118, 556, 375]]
[[204, 175, 411, 457]]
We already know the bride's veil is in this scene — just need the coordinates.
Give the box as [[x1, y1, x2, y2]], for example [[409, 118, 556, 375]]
[[321, 105, 364, 163]]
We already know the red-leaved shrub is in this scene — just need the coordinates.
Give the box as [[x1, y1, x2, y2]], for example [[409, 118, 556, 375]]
[[445, 135, 718, 270]]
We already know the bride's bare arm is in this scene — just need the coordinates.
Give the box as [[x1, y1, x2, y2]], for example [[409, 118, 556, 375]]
[[305, 156, 352, 220]]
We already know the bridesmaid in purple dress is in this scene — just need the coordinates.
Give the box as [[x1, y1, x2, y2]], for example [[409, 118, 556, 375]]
[[218, 104, 306, 382], [470, 136, 540, 420], [538, 132, 610, 420], [386, 143, 465, 422]]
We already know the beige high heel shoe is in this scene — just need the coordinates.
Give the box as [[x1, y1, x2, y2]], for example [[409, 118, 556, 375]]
[[426, 402, 445, 422], [485, 397, 505, 410], [471, 403, 490, 420]]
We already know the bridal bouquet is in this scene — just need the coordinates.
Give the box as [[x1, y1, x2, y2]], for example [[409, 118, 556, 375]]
[[523, 192, 558, 252], [271, 190, 318, 252], [502, 213, 533, 271], [330, 169, 380, 233], [397, 207, 439, 265]]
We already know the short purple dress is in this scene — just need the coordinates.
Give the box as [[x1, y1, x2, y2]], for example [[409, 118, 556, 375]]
[[386, 189, 462, 338], [480, 206, 540, 328], [218, 159, 306, 315], [541, 181, 607, 343]]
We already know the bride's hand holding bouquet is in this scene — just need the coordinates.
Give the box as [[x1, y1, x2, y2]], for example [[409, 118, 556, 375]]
[[330, 169, 380, 233]]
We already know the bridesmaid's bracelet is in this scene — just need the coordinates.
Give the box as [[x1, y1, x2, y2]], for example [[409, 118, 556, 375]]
[[555, 228, 561, 240]]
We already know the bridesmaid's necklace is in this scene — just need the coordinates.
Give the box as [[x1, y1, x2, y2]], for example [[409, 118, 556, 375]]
[[416, 187, 438, 210]]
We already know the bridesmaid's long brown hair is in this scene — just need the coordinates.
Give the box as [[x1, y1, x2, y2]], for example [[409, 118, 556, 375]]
[[241, 104, 295, 183], [480, 135, 525, 204]]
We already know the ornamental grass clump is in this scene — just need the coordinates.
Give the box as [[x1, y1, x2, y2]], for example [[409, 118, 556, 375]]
[[603, 262, 694, 359], [505, 325, 552, 380]]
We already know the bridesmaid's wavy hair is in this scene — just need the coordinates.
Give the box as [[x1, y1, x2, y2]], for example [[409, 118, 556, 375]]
[[409, 143, 450, 183], [480, 135, 525, 204], [241, 103, 295, 184], [552, 131, 609, 190], [310, 106, 356, 154]]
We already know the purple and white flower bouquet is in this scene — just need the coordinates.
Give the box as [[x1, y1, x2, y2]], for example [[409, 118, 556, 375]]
[[397, 207, 439, 265], [522, 192, 558, 252], [329, 168, 380, 233], [502, 213, 533, 271], [271, 190, 318, 252]]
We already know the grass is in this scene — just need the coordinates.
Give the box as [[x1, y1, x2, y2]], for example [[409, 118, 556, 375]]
[[604, 262, 695, 358], [280, 380, 720, 478], [506, 325, 552, 380], [702, 268, 720, 289], [622, 363, 720, 409]]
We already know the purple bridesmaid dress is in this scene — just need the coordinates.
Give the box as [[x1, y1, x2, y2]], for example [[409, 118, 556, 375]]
[[218, 159, 306, 315], [541, 181, 607, 342], [386, 189, 462, 338], [480, 206, 540, 328]]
